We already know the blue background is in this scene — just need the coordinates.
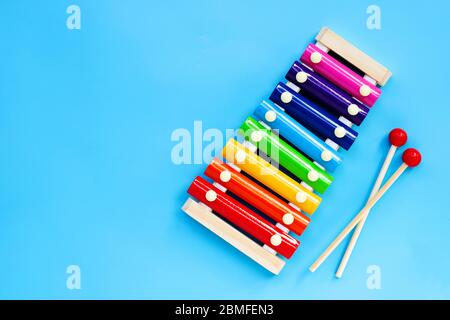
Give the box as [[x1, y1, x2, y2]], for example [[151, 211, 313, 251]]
[[1, 0, 449, 299]]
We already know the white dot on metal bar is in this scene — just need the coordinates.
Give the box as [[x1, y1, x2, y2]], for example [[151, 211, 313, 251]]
[[219, 170, 231, 183], [270, 234, 282, 246], [235, 150, 247, 163], [319, 151, 331, 163], [265, 110, 277, 123], [205, 190, 217, 202], [310, 52, 322, 64], [296, 71, 308, 84], [334, 126, 346, 138], [280, 91, 293, 103], [281, 214, 294, 225], [347, 104, 360, 116]]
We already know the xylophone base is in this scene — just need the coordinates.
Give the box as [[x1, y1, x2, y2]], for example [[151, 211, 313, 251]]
[[182, 198, 285, 275]]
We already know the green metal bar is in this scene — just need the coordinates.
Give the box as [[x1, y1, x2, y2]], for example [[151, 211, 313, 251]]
[[240, 116, 333, 194]]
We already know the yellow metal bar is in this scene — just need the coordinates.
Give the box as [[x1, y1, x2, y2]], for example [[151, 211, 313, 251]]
[[222, 139, 321, 214]]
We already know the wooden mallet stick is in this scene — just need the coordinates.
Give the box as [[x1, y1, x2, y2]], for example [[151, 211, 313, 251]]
[[309, 148, 421, 273], [335, 129, 408, 278]]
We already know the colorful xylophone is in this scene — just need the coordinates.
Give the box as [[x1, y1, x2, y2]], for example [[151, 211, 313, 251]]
[[182, 27, 391, 274]]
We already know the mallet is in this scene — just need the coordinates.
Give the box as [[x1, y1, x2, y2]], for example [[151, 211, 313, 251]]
[[335, 128, 408, 278], [309, 148, 422, 273]]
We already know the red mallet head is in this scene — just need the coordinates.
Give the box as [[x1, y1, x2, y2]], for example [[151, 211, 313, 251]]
[[389, 128, 408, 147], [402, 148, 422, 167]]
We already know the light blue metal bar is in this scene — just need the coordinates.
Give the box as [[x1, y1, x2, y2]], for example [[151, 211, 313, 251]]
[[254, 100, 342, 172]]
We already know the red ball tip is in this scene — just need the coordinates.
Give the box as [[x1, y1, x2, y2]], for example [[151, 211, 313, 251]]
[[389, 128, 408, 147], [402, 148, 422, 167]]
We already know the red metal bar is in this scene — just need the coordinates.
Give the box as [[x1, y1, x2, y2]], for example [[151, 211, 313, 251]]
[[187, 176, 300, 259]]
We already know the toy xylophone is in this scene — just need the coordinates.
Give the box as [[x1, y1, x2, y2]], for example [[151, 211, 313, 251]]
[[182, 27, 392, 274]]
